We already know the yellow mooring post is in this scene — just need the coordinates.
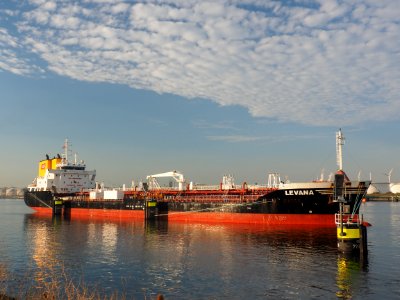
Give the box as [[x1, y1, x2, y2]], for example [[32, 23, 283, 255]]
[[144, 198, 169, 221], [145, 199, 158, 220], [335, 177, 367, 257], [52, 199, 63, 216], [336, 202, 362, 253]]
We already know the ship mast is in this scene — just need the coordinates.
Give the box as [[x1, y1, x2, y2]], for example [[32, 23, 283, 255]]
[[63, 138, 69, 162], [336, 129, 345, 171], [63, 138, 73, 164]]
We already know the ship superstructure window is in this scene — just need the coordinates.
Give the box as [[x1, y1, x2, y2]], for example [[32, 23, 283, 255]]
[[61, 166, 85, 170]]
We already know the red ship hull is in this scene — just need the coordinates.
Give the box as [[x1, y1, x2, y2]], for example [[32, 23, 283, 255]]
[[29, 206, 335, 226]]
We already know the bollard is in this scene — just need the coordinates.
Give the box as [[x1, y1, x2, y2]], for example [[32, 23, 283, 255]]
[[359, 224, 368, 260], [63, 200, 71, 217], [145, 199, 158, 220], [144, 199, 168, 221], [337, 223, 361, 253], [52, 199, 63, 216]]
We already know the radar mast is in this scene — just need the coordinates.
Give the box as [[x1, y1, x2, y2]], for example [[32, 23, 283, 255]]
[[336, 129, 345, 171]]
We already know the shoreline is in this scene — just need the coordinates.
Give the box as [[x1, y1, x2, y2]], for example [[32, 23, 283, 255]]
[[366, 193, 400, 202]]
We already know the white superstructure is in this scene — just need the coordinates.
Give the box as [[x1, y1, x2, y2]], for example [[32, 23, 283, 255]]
[[27, 139, 96, 194]]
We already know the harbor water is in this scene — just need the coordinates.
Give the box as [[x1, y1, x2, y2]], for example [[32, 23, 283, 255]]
[[0, 199, 399, 299]]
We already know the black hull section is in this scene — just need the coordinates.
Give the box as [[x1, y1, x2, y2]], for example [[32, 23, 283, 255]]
[[24, 191, 54, 207], [24, 187, 364, 215], [166, 189, 355, 214], [24, 191, 146, 211]]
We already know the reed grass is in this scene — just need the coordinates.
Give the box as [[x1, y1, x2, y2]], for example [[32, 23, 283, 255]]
[[0, 265, 128, 300], [0, 263, 164, 299]]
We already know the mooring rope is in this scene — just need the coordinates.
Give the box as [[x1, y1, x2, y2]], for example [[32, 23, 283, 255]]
[[351, 186, 367, 219], [30, 193, 52, 208]]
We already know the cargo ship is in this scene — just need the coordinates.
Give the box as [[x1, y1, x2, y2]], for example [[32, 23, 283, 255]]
[[24, 130, 370, 225]]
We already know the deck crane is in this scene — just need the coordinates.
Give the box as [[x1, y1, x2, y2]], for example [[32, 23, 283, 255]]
[[146, 170, 186, 191]]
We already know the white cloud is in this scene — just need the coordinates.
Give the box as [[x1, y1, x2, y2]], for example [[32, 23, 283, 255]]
[[192, 120, 238, 130], [1, 9, 17, 17], [110, 3, 130, 14], [206, 134, 324, 143], [42, 1, 57, 12], [0, 27, 43, 75], [207, 135, 267, 143], [0, 28, 17, 47], [50, 14, 80, 29], [1, 0, 399, 126]]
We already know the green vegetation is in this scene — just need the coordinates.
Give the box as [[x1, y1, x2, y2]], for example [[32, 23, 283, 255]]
[[0, 266, 128, 300], [1, 265, 164, 299]]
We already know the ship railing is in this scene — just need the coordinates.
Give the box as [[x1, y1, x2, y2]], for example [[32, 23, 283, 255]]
[[171, 194, 261, 203], [192, 185, 221, 191], [85, 187, 138, 192], [148, 187, 181, 191], [246, 184, 269, 189], [191, 184, 270, 191], [334, 213, 361, 225]]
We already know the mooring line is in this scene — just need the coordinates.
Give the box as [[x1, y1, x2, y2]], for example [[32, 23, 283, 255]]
[[31, 193, 52, 208]]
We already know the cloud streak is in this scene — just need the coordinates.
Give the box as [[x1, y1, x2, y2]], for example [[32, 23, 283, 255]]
[[206, 134, 326, 143], [0, 0, 399, 125]]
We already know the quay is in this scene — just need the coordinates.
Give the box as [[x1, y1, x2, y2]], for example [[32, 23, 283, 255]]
[[366, 194, 400, 202]]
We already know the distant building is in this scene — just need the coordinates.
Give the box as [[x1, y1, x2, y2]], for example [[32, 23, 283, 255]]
[[17, 188, 25, 197], [6, 188, 17, 198], [0, 187, 25, 198]]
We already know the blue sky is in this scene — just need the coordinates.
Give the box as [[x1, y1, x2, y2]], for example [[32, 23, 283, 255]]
[[1, 0, 399, 187]]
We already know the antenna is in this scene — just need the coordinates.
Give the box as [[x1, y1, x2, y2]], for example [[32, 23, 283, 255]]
[[62, 139, 74, 163], [336, 129, 345, 170], [63, 139, 69, 162]]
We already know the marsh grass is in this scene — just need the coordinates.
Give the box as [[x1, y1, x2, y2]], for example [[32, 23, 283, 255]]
[[0, 264, 128, 300]]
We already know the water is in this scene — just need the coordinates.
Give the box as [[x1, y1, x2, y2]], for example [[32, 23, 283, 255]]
[[0, 199, 399, 299]]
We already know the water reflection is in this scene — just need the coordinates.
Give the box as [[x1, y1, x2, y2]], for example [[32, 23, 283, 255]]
[[336, 253, 369, 299], [1, 200, 397, 299], [144, 219, 168, 235], [101, 223, 118, 263], [24, 215, 66, 289], [22, 213, 367, 298], [139, 222, 341, 298]]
